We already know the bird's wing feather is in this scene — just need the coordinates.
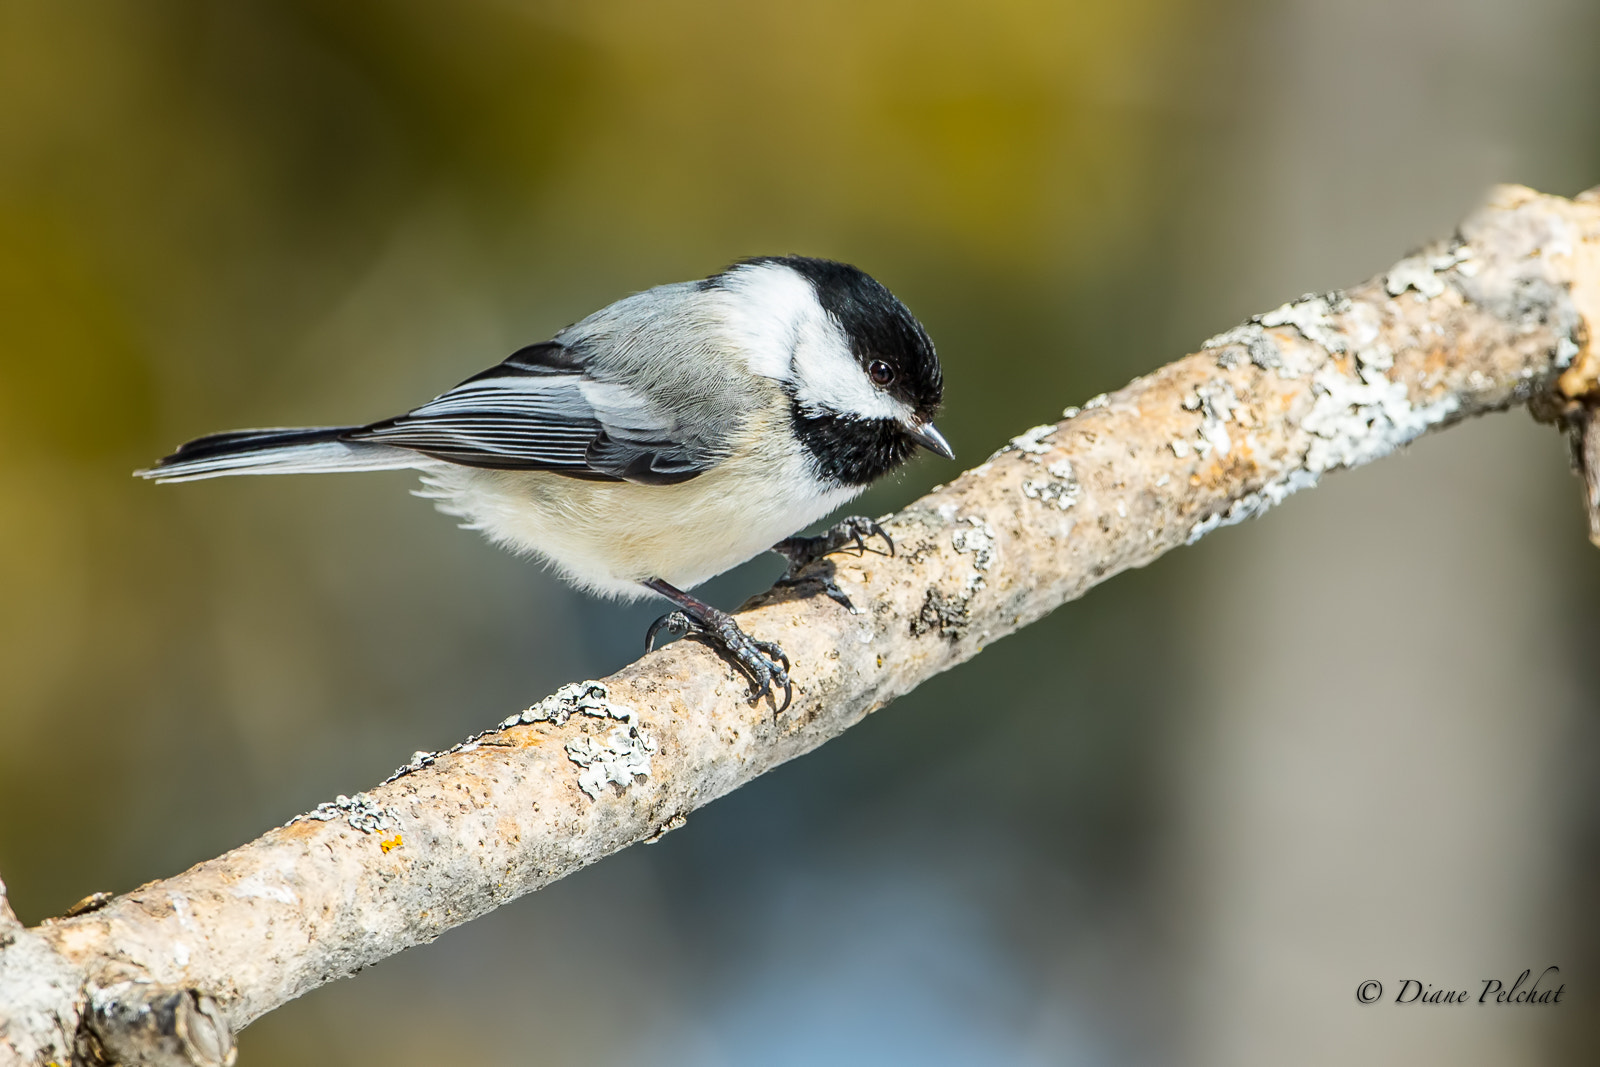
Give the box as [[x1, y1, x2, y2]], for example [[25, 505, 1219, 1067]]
[[344, 342, 714, 484]]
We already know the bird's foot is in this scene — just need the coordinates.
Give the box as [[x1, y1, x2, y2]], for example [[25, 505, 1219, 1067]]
[[643, 581, 791, 707], [772, 516, 894, 613], [773, 516, 895, 575]]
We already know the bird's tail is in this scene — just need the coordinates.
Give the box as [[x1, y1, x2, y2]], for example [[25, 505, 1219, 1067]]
[[136, 426, 425, 483]]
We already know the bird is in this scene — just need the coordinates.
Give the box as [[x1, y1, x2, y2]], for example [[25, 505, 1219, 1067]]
[[139, 255, 953, 700]]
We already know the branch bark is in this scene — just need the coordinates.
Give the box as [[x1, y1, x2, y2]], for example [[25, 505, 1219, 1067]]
[[4, 184, 1598, 1066]]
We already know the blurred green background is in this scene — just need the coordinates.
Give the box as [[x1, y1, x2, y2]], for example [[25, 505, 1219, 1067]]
[[2, 2, 1598, 1064]]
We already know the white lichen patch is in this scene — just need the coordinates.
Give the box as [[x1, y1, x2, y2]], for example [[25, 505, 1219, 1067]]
[[1205, 291, 1353, 376], [1386, 257, 1446, 299], [951, 516, 996, 582], [510, 680, 633, 728], [501, 681, 656, 800], [1259, 291, 1352, 353], [392, 750, 437, 777], [564, 724, 657, 800], [996, 423, 1058, 461], [378, 682, 640, 791], [1300, 365, 1456, 472], [1386, 243, 1475, 299], [951, 517, 996, 608], [1189, 287, 1451, 535], [1021, 458, 1080, 510], [294, 792, 401, 835], [1205, 322, 1283, 371], [1557, 337, 1580, 369], [1181, 379, 1241, 458], [913, 515, 1002, 641], [378, 681, 655, 802], [1185, 357, 1459, 544]]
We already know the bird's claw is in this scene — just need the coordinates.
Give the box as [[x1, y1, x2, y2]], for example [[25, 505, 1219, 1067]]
[[644, 610, 692, 653], [645, 608, 791, 708], [705, 612, 790, 705], [771, 516, 893, 615], [830, 515, 895, 560], [773, 516, 894, 578]]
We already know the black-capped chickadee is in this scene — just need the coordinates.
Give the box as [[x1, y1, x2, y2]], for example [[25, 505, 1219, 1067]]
[[140, 256, 953, 698]]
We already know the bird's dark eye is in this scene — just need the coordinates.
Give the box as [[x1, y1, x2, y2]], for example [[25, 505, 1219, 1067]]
[[868, 360, 895, 387]]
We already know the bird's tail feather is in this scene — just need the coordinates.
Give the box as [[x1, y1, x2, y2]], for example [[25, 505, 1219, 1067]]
[[136, 426, 425, 483]]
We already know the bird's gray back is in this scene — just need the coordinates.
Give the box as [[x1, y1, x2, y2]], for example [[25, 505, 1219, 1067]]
[[557, 281, 773, 458]]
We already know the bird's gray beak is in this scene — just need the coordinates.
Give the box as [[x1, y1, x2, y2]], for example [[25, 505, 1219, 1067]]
[[901, 416, 955, 460]]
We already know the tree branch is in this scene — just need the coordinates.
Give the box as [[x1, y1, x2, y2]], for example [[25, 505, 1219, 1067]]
[[3, 184, 1598, 1066]]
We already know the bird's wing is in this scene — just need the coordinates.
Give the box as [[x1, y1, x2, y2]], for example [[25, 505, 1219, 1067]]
[[344, 342, 714, 484]]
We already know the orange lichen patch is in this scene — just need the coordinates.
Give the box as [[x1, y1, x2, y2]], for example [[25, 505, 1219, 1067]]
[[500, 726, 545, 749], [276, 819, 326, 843], [1557, 345, 1600, 401], [1195, 461, 1229, 489], [1193, 453, 1258, 493], [379, 836, 403, 854]]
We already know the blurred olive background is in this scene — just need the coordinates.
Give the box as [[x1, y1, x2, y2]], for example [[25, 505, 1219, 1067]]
[[3, 2, 1598, 1064]]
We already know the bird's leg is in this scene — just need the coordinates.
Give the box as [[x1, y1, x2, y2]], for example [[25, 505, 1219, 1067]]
[[771, 516, 894, 612], [642, 578, 791, 705]]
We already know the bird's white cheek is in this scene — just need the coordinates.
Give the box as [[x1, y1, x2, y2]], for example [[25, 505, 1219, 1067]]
[[716, 261, 907, 423], [790, 333, 905, 423]]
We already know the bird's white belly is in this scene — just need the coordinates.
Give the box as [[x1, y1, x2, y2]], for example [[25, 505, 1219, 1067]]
[[418, 446, 861, 600]]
